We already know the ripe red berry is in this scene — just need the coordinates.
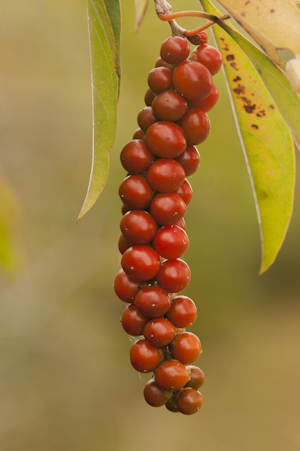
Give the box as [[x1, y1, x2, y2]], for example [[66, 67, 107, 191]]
[[144, 88, 156, 106], [120, 210, 157, 245], [148, 67, 173, 94], [151, 90, 188, 122], [174, 217, 186, 230], [121, 245, 161, 281], [175, 179, 193, 205], [186, 365, 205, 389], [176, 145, 200, 177], [179, 108, 210, 145], [120, 140, 156, 174], [146, 121, 187, 158], [132, 128, 146, 140], [137, 106, 159, 131], [155, 360, 189, 391], [150, 192, 186, 226], [195, 45, 223, 75], [143, 317, 175, 347], [118, 233, 132, 254], [160, 36, 190, 65], [130, 339, 163, 373], [188, 83, 219, 112], [114, 269, 140, 303], [173, 60, 213, 100], [119, 175, 155, 210], [176, 387, 203, 415], [156, 258, 191, 292], [134, 286, 171, 318], [144, 379, 171, 407], [171, 332, 201, 364], [121, 304, 148, 336], [147, 159, 186, 193], [153, 225, 189, 260], [166, 295, 197, 328]]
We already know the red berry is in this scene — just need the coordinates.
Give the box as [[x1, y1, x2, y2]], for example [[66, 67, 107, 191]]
[[151, 90, 188, 122], [148, 67, 173, 94], [144, 88, 156, 106], [187, 31, 209, 46], [179, 108, 210, 146], [119, 175, 155, 210], [174, 217, 186, 230], [130, 339, 162, 373], [146, 121, 187, 158], [176, 387, 203, 414], [160, 36, 190, 65], [121, 245, 161, 281], [147, 159, 186, 193], [175, 179, 193, 205], [144, 379, 171, 407], [176, 145, 200, 176], [153, 225, 189, 259], [186, 365, 205, 389], [114, 269, 140, 303], [120, 140, 156, 175], [137, 106, 159, 132], [156, 258, 191, 292], [143, 317, 175, 347], [155, 360, 189, 391], [188, 83, 219, 112], [121, 304, 148, 336], [132, 128, 146, 140], [150, 192, 186, 226], [154, 56, 173, 69], [165, 396, 180, 412], [118, 233, 132, 254], [195, 45, 223, 75], [134, 286, 171, 318], [173, 60, 213, 100], [120, 210, 157, 245], [167, 295, 197, 328], [171, 332, 201, 364]]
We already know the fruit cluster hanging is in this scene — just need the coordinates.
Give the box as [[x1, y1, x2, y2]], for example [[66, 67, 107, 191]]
[[114, 33, 222, 415]]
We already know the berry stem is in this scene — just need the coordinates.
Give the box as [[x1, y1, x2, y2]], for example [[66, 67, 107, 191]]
[[185, 14, 230, 37]]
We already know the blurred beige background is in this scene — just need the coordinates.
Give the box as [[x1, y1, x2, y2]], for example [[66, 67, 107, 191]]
[[0, 1, 300, 450]]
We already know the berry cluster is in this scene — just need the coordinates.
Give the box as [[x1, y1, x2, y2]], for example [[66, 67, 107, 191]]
[[114, 34, 222, 415]]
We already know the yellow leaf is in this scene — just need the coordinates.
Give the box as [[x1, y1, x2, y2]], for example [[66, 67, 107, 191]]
[[134, 0, 149, 32]]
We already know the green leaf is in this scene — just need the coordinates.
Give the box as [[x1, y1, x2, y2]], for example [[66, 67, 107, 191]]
[[134, 0, 149, 32], [78, 0, 120, 221], [200, 0, 295, 274]]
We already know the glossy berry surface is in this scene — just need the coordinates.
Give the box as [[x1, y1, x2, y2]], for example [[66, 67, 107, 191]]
[[186, 365, 205, 389], [151, 90, 188, 122], [143, 379, 170, 407], [121, 245, 161, 281], [118, 233, 132, 254], [143, 317, 175, 347], [146, 121, 187, 158], [171, 332, 201, 364], [160, 36, 190, 65], [147, 159, 186, 193], [120, 140, 155, 175], [130, 339, 162, 373], [153, 225, 189, 260], [150, 192, 186, 226], [176, 145, 200, 176], [188, 83, 219, 112], [132, 128, 146, 141], [173, 61, 213, 100], [195, 45, 223, 75], [148, 67, 173, 94], [167, 295, 197, 328], [156, 258, 191, 293], [179, 108, 210, 145], [155, 360, 189, 391], [114, 269, 140, 303], [119, 175, 155, 210], [175, 179, 193, 205], [137, 106, 158, 132], [121, 304, 148, 336], [120, 210, 157, 245], [134, 286, 171, 318], [176, 387, 203, 415]]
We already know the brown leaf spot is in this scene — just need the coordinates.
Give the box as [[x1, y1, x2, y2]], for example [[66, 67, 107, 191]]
[[269, 104, 275, 110], [233, 76, 241, 82], [245, 1, 250, 5], [230, 62, 238, 70], [251, 124, 259, 130], [256, 110, 266, 117], [270, 9, 275, 13], [244, 104, 256, 113], [233, 84, 245, 95], [226, 54, 235, 61], [259, 190, 268, 199]]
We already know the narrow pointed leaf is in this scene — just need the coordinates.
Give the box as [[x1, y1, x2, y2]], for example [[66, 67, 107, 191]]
[[78, 0, 120, 221], [134, 0, 149, 32], [201, 0, 295, 274]]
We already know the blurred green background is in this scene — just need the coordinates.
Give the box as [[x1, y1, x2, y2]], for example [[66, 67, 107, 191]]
[[0, 1, 300, 450]]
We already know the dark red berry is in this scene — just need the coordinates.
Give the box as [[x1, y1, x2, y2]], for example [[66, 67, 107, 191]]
[[186, 365, 205, 389], [134, 286, 171, 318], [155, 360, 189, 391], [171, 332, 201, 364], [188, 83, 219, 112], [150, 192, 186, 225], [132, 128, 146, 140], [120, 210, 157, 245], [121, 245, 161, 281], [151, 90, 188, 122], [175, 179, 193, 205], [176, 145, 200, 176], [176, 387, 203, 414], [160, 36, 190, 65], [195, 45, 223, 75], [114, 269, 140, 303], [143, 317, 175, 347], [144, 379, 171, 407], [153, 225, 189, 259], [173, 60, 213, 100], [167, 295, 197, 328], [146, 121, 187, 158], [156, 258, 191, 292], [137, 106, 159, 131], [119, 175, 155, 210], [148, 67, 173, 94], [144, 88, 156, 106], [147, 159, 186, 193], [165, 396, 180, 412], [179, 108, 210, 145], [120, 140, 156, 174], [118, 233, 132, 254], [174, 217, 186, 230], [130, 339, 162, 373], [121, 304, 148, 336]]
